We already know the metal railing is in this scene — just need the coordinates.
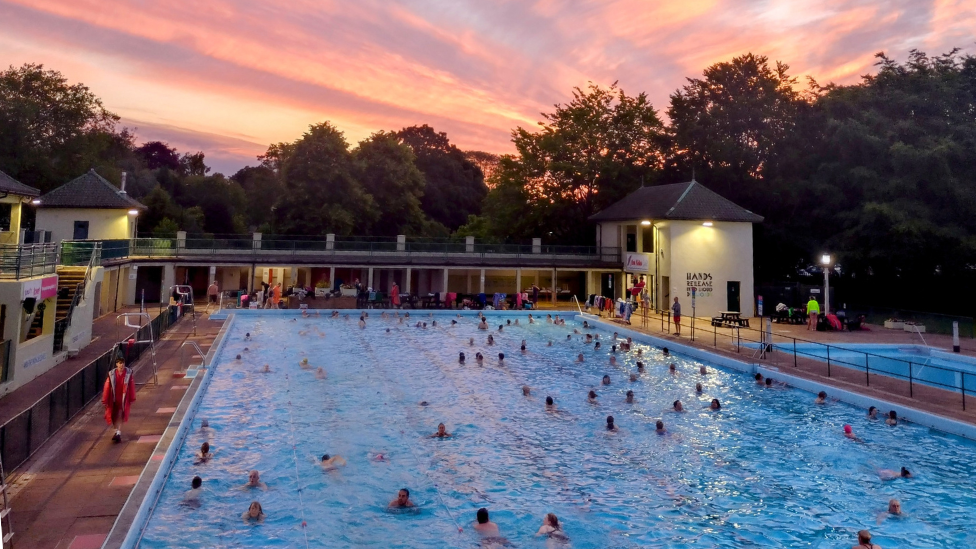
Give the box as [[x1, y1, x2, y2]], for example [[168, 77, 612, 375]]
[[61, 237, 621, 265], [0, 243, 59, 279], [632, 309, 975, 412], [0, 310, 174, 478]]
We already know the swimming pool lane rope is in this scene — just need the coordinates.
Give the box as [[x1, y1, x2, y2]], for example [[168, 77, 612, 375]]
[[282, 370, 312, 549], [352, 329, 465, 535]]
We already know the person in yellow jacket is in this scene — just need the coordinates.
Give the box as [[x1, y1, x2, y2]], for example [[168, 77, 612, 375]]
[[806, 297, 820, 330]]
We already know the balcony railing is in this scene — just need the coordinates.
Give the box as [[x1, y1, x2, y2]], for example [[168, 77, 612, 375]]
[[0, 243, 60, 279], [61, 237, 622, 266]]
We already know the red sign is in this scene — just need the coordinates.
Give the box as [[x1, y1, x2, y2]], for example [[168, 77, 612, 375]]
[[23, 275, 59, 301]]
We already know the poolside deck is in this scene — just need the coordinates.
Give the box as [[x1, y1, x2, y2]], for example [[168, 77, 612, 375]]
[[4, 315, 224, 549]]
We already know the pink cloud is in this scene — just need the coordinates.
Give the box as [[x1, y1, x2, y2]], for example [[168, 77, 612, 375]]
[[0, 0, 969, 174]]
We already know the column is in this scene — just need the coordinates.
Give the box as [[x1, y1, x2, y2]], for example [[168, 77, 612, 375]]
[[251, 231, 261, 250], [515, 268, 522, 297], [465, 236, 475, 253], [177, 230, 187, 253], [479, 269, 486, 294], [466, 271, 472, 294], [551, 269, 557, 304], [329, 266, 335, 290], [406, 268, 412, 294], [162, 265, 176, 303], [368, 267, 374, 289], [396, 234, 406, 252], [442, 268, 449, 295]]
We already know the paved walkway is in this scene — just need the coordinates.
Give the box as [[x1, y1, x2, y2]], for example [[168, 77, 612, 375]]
[[618, 311, 976, 425], [4, 315, 224, 549]]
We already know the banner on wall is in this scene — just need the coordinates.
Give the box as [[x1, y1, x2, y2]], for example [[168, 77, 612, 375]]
[[23, 275, 58, 300], [686, 272, 713, 297], [623, 253, 649, 273]]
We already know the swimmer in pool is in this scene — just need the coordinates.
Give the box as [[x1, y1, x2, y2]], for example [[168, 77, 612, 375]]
[[299, 358, 311, 370], [755, 373, 764, 384], [573, 328, 581, 335], [478, 319, 488, 330], [636, 349, 643, 357], [672, 400, 684, 412], [451, 319, 457, 325], [577, 353, 585, 363], [431, 423, 452, 438], [609, 356, 617, 365], [886, 411, 898, 425], [235, 354, 242, 361], [669, 363, 677, 374], [629, 373, 638, 382], [588, 390, 598, 403], [242, 501, 265, 523], [709, 398, 721, 410], [474, 507, 501, 537], [183, 475, 203, 504], [459, 352, 466, 364], [514, 319, 520, 326], [547, 341, 553, 347], [261, 364, 271, 373], [546, 314, 553, 324], [867, 406, 879, 420], [613, 332, 619, 340], [244, 332, 252, 341], [545, 396, 555, 411], [390, 488, 414, 508], [488, 335, 495, 345], [498, 325, 504, 332], [662, 347, 669, 357], [498, 353, 505, 362], [331, 311, 339, 318], [637, 362, 645, 372], [594, 342, 601, 350], [359, 317, 366, 329], [521, 344, 527, 354], [522, 385, 531, 396], [469, 338, 475, 346], [878, 467, 912, 480], [700, 366, 708, 375], [566, 334, 572, 341], [476, 353, 484, 365], [536, 513, 569, 542], [626, 390, 634, 403], [656, 420, 667, 435], [529, 314, 534, 324], [585, 334, 593, 343], [606, 415, 618, 431], [195, 442, 214, 464], [696, 383, 703, 393], [242, 470, 267, 490], [315, 367, 327, 380], [815, 391, 827, 404], [320, 454, 347, 470], [843, 424, 863, 442], [602, 375, 611, 385]]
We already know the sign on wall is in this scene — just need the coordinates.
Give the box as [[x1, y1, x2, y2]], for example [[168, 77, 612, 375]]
[[23, 275, 58, 300], [624, 253, 649, 273], [686, 272, 713, 298]]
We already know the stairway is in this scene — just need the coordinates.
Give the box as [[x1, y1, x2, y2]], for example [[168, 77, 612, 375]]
[[55, 266, 87, 322]]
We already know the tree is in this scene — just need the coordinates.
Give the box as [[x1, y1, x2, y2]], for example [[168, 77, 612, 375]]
[[180, 152, 210, 177], [135, 141, 181, 171], [183, 174, 246, 234], [464, 150, 500, 184], [473, 82, 666, 243], [395, 125, 487, 230], [231, 165, 282, 229], [352, 131, 429, 236], [273, 122, 377, 235], [0, 63, 122, 191], [141, 185, 178, 236]]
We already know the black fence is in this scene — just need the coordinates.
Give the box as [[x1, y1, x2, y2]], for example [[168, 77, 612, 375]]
[[0, 311, 173, 477]]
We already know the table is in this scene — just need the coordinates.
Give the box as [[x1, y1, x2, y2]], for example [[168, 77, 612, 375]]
[[711, 311, 750, 328]]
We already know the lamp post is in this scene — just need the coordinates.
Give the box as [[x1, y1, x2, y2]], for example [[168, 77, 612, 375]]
[[821, 254, 831, 314]]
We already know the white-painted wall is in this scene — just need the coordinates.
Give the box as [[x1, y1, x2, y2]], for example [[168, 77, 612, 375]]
[[36, 208, 134, 242], [668, 220, 755, 319], [0, 277, 57, 396]]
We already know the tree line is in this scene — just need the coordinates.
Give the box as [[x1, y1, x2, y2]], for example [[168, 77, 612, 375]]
[[2, 50, 974, 314]]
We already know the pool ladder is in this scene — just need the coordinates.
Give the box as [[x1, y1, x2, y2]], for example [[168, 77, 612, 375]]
[[179, 341, 208, 374], [116, 312, 158, 386]]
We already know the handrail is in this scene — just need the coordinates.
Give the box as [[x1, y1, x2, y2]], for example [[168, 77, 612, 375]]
[[570, 295, 583, 315], [179, 341, 207, 372]]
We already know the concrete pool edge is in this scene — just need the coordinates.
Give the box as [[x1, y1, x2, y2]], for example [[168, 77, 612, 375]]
[[578, 314, 976, 442], [102, 314, 236, 549]]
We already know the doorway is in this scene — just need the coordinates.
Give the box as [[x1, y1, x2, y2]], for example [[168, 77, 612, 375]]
[[661, 276, 670, 310], [600, 273, 614, 299], [727, 281, 741, 312], [135, 266, 163, 303]]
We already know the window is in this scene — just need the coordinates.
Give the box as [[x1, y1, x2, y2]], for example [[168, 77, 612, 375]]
[[0, 203, 11, 231], [73, 221, 89, 240]]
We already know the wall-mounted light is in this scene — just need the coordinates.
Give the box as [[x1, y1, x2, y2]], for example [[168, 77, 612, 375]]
[[128, 209, 139, 216], [31, 199, 41, 205], [821, 254, 831, 265], [641, 220, 651, 226], [702, 221, 713, 227]]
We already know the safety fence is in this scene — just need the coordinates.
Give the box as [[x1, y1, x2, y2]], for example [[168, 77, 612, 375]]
[[624, 308, 974, 412], [0, 310, 173, 477]]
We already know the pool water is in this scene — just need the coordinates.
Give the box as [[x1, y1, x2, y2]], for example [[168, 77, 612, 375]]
[[138, 313, 976, 548]]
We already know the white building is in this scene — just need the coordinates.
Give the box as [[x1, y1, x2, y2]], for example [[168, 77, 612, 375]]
[[589, 180, 763, 319], [34, 169, 145, 242]]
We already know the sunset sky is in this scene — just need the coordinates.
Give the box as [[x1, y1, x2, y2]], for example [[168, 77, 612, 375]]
[[1, 0, 972, 174]]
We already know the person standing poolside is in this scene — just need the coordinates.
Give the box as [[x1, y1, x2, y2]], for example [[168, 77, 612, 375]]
[[390, 488, 414, 508], [852, 529, 881, 549], [532, 284, 540, 306], [671, 297, 682, 336], [273, 283, 282, 309], [807, 296, 820, 330], [102, 357, 136, 443], [391, 281, 400, 308], [206, 280, 219, 311]]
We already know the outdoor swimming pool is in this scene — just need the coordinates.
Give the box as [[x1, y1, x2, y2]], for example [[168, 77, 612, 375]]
[[136, 312, 976, 548]]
